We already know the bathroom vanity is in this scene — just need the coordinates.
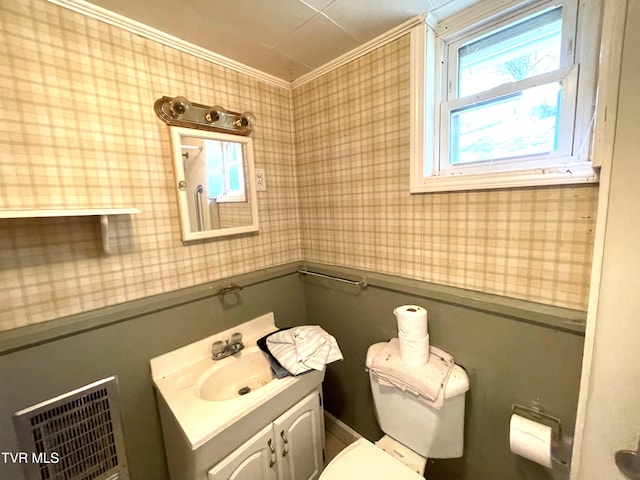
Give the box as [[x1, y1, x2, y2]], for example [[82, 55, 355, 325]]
[[150, 313, 326, 480], [209, 390, 323, 480]]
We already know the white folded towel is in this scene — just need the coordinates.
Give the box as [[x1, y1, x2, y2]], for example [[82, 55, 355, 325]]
[[369, 338, 455, 409], [266, 326, 343, 375]]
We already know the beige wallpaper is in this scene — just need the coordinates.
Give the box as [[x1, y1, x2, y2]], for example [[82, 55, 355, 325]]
[[0, 0, 300, 331], [1, 1, 597, 332], [292, 35, 598, 310]]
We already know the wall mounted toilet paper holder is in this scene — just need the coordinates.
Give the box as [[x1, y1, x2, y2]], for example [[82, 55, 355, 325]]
[[512, 403, 562, 440]]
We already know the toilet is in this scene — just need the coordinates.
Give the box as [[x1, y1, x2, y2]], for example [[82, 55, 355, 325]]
[[320, 341, 470, 479]]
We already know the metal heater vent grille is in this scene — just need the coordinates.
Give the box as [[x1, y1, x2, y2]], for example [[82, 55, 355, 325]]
[[13, 376, 129, 480]]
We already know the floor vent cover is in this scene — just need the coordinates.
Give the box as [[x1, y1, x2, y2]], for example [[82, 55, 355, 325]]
[[13, 376, 129, 480]]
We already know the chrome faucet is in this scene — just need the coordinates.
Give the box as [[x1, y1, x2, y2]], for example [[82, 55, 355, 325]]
[[212, 332, 244, 360]]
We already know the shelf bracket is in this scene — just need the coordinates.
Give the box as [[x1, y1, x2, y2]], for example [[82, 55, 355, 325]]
[[100, 215, 110, 254]]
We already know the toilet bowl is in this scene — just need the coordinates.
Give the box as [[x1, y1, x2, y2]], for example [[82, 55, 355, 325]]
[[319, 438, 423, 480], [319, 341, 469, 479]]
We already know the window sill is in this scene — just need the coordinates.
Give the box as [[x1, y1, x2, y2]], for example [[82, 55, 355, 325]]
[[410, 162, 599, 193]]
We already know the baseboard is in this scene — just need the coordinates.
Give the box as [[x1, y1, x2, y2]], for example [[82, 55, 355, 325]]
[[324, 412, 362, 445]]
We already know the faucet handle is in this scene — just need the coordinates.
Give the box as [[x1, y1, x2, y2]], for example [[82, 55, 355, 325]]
[[231, 332, 243, 345], [212, 340, 225, 358]]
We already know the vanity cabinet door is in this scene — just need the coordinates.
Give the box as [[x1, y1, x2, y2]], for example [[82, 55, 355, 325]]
[[208, 424, 278, 480], [273, 390, 324, 480]]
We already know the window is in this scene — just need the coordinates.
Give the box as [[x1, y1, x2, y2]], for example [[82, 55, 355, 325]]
[[205, 140, 246, 202], [410, 0, 602, 192]]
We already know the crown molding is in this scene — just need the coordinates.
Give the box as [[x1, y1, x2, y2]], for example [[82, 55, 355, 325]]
[[46, 0, 291, 90], [46, 0, 425, 91], [291, 14, 426, 89]]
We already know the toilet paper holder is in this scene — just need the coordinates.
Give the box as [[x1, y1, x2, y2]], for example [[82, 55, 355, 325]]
[[512, 403, 562, 440]]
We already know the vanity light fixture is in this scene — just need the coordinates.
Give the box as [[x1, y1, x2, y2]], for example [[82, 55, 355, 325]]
[[205, 105, 227, 124], [168, 96, 192, 117], [235, 111, 257, 129], [154, 96, 256, 136]]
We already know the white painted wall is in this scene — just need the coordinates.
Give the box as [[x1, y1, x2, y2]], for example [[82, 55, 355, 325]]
[[571, 1, 640, 478]]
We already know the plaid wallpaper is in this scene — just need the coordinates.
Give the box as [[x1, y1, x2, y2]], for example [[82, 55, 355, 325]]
[[0, 0, 300, 331], [1, 1, 597, 331], [292, 35, 598, 310]]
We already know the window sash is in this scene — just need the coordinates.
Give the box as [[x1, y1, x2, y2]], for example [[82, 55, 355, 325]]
[[438, 64, 578, 175], [409, 0, 599, 193], [457, 7, 563, 98], [206, 141, 246, 203], [217, 143, 246, 202], [444, 0, 578, 102]]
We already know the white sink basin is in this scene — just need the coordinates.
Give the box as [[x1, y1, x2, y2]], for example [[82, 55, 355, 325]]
[[150, 313, 325, 450], [197, 347, 274, 401]]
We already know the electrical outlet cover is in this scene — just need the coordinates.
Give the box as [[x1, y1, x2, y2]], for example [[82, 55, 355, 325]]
[[255, 168, 266, 191]]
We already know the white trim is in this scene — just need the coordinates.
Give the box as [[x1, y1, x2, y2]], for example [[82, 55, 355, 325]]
[[410, 161, 598, 193], [410, 23, 428, 187], [46, 0, 428, 91], [0, 208, 140, 218], [590, 1, 626, 168], [169, 127, 259, 241], [324, 412, 362, 445], [570, 0, 601, 163], [434, 0, 542, 39], [410, 21, 438, 188], [46, 0, 290, 90], [569, 2, 628, 477], [291, 15, 426, 89]]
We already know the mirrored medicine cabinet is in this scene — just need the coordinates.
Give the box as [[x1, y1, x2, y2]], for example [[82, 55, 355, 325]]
[[169, 126, 259, 241]]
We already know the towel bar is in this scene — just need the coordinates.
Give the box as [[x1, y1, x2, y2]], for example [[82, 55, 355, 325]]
[[297, 268, 367, 288], [216, 283, 244, 297]]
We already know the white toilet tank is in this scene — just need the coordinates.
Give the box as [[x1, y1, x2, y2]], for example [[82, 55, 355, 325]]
[[366, 342, 469, 459]]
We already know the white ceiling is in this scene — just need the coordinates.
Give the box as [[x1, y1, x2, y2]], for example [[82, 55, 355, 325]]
[[87, 0, 479, 82]]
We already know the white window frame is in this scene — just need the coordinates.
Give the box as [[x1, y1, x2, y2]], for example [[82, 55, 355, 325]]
[[410, 0, 602, 193]]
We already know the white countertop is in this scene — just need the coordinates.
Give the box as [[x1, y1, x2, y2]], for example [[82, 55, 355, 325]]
[[150, 313, 324, 450]]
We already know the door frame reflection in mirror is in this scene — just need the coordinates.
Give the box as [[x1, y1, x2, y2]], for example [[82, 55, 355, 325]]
[[169, 126, 259, 241]]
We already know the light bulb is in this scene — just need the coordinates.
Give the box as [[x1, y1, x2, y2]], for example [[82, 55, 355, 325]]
[[169, 96, 192, 117], [205, 105, 227, 124], [236, 111, 257, 129]]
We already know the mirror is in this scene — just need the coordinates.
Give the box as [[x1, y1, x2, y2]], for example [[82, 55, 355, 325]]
[[169, 126, 259, 241]]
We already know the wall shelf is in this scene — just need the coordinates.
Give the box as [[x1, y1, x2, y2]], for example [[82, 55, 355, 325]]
[[0, 208, 141, 254]]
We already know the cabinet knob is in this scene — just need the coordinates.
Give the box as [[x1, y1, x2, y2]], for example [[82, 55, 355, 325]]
[[280, 430, 289, 457]]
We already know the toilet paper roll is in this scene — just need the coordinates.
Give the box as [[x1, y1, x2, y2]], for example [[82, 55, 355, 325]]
[[398, 333, 430, 366], [394, 305, 428, 338], [509, 414, 553, 468]]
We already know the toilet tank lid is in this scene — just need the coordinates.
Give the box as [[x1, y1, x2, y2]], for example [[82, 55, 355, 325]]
[[366, 342, 469, 398]]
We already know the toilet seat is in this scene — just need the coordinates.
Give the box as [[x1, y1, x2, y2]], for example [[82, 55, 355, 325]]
[[319, 438, 424, 480]]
